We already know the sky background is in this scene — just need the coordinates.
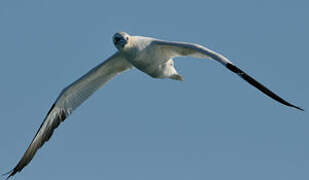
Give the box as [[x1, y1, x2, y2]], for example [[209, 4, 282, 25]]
[[0, 0, 308, 179]]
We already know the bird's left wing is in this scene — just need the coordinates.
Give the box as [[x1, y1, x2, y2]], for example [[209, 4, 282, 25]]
[[152, 40, 303, 111], [5, 52, 132, 179]]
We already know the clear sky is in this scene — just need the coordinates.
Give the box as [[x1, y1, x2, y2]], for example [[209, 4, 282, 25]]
[[0, 0, 308, 179]]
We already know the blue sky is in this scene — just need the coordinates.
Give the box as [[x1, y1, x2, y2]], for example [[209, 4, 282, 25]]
[[0, 0, 308, 179]]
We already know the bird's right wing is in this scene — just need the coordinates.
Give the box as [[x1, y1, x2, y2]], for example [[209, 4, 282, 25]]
[[152, 40, 303, 111], [5, 52, 133, 179]]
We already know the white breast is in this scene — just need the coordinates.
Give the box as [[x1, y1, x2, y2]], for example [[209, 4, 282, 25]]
[[127, 36, 171, 77]]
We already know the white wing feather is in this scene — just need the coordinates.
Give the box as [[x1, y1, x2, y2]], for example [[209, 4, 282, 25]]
[[152, 40, 232, 65], [152, 40, 303, 111], [6, 52, 132, 178]]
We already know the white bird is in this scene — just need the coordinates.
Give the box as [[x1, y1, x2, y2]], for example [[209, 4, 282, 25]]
[[5, 32, 303, 179]]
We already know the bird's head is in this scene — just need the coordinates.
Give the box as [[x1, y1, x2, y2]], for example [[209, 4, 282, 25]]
[[113, 32, 131, 51]]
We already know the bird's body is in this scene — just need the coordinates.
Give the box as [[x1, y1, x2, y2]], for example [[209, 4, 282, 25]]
[[5, 32, 303, 179], [118, 35, 179, 79]]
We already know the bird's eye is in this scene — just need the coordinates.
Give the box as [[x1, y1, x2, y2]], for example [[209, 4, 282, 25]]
[[126, 37, 129, 40], [114, 37, 121, 43]]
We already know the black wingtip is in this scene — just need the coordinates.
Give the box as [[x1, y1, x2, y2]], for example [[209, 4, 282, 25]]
[[225, 63, 304, 111], [291, 105, 304, 111], [2, 170, 15, 180]]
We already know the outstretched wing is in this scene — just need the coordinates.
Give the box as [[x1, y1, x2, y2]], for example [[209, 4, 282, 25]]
[[5, 52, 133, 179], [153, 40, 303, 111]]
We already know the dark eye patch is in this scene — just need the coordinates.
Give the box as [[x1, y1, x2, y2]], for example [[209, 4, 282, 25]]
[[114, 37, 121, 43]]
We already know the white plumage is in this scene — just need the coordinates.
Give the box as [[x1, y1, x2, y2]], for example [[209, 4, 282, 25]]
[[5, 32, 303, 179]]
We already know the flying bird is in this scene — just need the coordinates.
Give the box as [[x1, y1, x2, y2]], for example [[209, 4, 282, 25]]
[[5, 32, 303, 179]]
